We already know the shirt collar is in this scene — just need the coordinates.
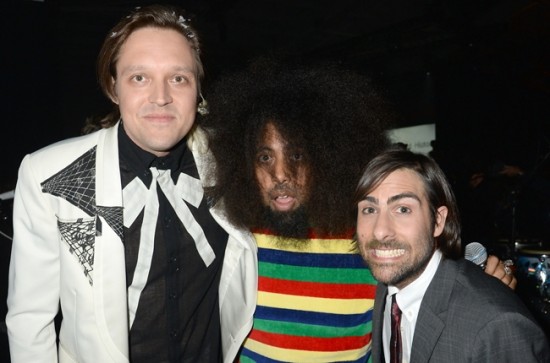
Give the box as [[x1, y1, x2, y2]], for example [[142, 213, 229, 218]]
[[118, 122, 197, 186], [388, 249, 442, 312]]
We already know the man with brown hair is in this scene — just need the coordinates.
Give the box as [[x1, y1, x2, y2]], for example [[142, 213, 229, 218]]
[[355, 149, 548, 362]]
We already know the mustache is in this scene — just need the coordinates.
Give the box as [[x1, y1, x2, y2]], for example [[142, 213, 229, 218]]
[[365, 239, 406, 250], [269, 184, 297, 195]]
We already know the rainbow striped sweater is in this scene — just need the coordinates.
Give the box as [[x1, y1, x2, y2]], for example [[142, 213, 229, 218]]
[[238, 229, 377, 362]]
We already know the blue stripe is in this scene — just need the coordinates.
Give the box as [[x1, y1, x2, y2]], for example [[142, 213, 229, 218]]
[[258, 247, 367, 268], [254, 305, 373, 328]]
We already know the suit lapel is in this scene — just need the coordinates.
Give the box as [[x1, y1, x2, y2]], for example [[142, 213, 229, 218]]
[[93, 124, 130, 360], [410, 259, 456, 363], [371, 283, 388, 363]]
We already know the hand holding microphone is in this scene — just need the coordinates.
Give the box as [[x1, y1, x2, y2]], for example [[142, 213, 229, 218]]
[[464, 242, 488, 269], [465, 242, 516, 289]]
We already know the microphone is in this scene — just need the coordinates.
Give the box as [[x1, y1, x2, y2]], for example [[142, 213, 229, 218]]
[[0, 190, 14, 200], [464, 242, 487, 270]]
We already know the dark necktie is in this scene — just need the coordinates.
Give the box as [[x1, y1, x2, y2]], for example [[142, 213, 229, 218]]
[[390, 294, 402, 363]]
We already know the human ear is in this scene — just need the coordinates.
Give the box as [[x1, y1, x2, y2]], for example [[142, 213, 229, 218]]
[[433, 206, 448, 238], [109, 77, 119, 104]]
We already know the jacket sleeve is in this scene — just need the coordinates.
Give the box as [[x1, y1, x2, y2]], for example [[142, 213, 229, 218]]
[[471, 311, 550, 363], [6, 154, 61, 362]]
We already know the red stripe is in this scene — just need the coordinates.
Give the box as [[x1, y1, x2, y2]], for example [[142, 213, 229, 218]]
[[249, 329, 371, 351], [260, 276, 376, 299]]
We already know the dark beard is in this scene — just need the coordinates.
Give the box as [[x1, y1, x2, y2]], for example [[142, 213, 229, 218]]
[[260, 206, 310, 239]]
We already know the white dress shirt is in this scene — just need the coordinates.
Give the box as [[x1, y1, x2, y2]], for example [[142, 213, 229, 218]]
[[383, 250, 442, 363]]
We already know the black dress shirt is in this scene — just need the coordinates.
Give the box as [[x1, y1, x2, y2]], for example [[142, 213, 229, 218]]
[[118, 124, 228, 363]]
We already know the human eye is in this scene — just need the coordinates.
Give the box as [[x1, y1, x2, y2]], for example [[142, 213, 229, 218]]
[[396, 205, 412, 214], [131, 74, 145, 82], [361, 206, 376, 215], [289, 149, 305, 162], [257, 153, 271, 163], [171, 74, 189, 84], [358, 201, 376, 215]]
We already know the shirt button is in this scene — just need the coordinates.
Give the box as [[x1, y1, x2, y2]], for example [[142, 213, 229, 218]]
[[170, 330, 178, 339], [169, 291, 177, 300]]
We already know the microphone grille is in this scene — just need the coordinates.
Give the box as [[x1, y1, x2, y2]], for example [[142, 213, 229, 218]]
[[464, 242, 487, 266]]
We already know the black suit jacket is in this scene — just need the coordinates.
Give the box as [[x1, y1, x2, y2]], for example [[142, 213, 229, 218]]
[[371, 258, 550, 362]]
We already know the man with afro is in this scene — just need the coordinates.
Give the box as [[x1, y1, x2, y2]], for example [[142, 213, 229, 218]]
[[202, 57, 392, 362]]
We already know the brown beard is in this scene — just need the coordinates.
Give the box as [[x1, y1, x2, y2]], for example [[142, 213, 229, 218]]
[[361, 237, 436, 287], [259, 205, 310, 240]]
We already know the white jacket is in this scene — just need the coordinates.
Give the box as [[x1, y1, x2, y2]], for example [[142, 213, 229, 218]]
[[6, 123, 257, 362]]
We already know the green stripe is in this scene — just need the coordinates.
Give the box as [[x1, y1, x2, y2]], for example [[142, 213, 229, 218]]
[[254, 318, 372, 338], [240, 356, 255, 363], [259, 261, 376, 284]]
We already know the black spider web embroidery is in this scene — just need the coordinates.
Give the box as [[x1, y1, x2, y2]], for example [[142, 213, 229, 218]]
[[58, 218, 95, 285], [41, 146, 124, 284], [41, 147, 97, 216]]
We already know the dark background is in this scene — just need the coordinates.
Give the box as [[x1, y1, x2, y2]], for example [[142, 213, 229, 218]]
[[1, 0, 549, 359], [2, 0, 548, 192], [4, 0, 548, 245]]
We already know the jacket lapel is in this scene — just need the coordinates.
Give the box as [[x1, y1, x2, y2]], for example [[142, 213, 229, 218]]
[[93, 123, 130, 360], [371, 283, 388, 363], [410, 259, 456, 363]]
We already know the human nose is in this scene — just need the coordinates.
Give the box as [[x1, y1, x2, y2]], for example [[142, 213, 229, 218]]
[[271, 158, 290, 184], [372, 211, 395, 242], [149, 80, 173, 106]]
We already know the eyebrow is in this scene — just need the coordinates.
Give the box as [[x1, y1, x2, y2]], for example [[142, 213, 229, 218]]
[[362, 192, 421, 205], [255, 146, 273, 153], [119, 65, 195, 75], [172, 66, 196, 74]]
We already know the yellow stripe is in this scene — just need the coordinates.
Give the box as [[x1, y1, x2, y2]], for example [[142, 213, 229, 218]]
[[255, 233, 357, 254], [258, 291, 374, 314], [244, 337, 370, 362]]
